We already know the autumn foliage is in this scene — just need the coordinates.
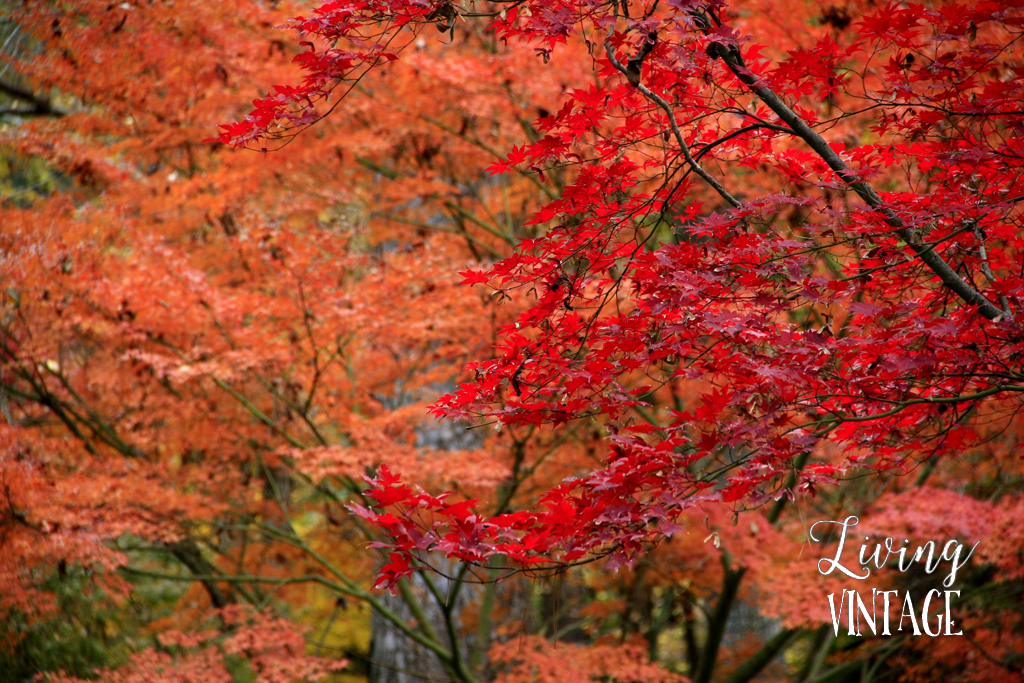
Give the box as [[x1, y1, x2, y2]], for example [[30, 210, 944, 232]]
[[2, 0, 1024, 682]]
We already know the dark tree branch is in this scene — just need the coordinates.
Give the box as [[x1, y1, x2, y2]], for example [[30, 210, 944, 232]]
[[707, 42, 1006, 320], [722, 627, 801, 683], [168, 538, 233, 608], [0, 78, 63, 116], [694, 553, 746, 683]]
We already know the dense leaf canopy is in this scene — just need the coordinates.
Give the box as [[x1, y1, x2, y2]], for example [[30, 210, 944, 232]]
[[2, 0, 1024, 682], [223, 0, 1024, 584]]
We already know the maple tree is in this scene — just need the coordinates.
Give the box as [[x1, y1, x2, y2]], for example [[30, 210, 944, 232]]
[[224, 0, 1024, 575], [0, 2, 611, 681], [219, 0, 1024, 677], [2, 0, 1024, 682]]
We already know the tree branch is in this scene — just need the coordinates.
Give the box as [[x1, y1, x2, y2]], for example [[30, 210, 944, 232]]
[[708, 42, 1006, 320], [722, 627, 801, 683], [694, 552, 746, 683], [0, 79, 63, 116], [168, 538, 233, 608], [605, 39, 742, 209]]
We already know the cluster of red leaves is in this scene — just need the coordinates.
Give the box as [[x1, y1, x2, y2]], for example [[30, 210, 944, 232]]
[[229, 0, 1024, 589], [489, 635, 686, 683], [208, 0, 406, 148], [41, 606, 346, 683], [0, 423, 220, 634], [865, 486, 1024, 584]]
